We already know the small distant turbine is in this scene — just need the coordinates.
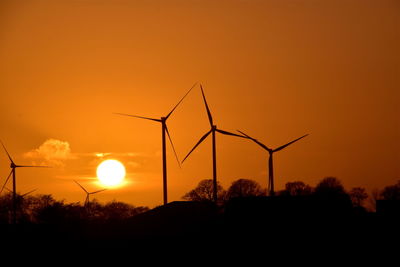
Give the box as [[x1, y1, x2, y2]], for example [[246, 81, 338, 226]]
[[74, 180, 106, 207], [4, 187, 37, 214], [5, 187, 37, 198], [237, 130, 308, 196], [114, 83, 197, 205], [0, 140, 50, 224], [182, 85, 246, 203]]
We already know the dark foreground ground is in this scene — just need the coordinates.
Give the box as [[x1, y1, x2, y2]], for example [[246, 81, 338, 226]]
[[0, 198, 399, 259]]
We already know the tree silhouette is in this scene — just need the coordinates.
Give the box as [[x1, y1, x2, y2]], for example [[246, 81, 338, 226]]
[[0, 193, 12, 223], [313, 177, 352, 214], [226, 179, 265, 200], [182, 179, 226, 202], [380, 180, 400, 200], [349, 187, 368, 207], [314, 177, 347, 197], [368, 188, 382, 212], [280, 181, 313, 196], [101, 200, 149, 221]]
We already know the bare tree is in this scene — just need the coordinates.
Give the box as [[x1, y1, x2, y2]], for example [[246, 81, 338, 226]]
[[349, 187, 368, 207], [226, 179, 265, 200], [380, 180, 400, 200], [281, 181, 313, 196], [102, 201, 149, 220], [182, 179, 225, 202], [314, 177, 347, 196]]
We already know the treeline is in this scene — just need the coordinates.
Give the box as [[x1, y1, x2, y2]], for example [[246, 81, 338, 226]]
[[1, 177, 399, 224], [183, 177, 400, 211], [0, 193, 149, 224]]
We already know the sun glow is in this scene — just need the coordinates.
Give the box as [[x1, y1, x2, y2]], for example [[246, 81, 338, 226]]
[[96, 159, 126, 187]]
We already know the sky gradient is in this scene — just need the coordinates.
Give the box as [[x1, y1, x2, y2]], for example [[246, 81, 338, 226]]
[[0, 0, 399, 207]]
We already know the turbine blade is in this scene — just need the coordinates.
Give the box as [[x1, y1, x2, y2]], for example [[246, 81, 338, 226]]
[[90, 189, 107, 194], [74, 180, 88, 194], [113, 113, 161, 122], [0, 170, 13, 195], [165, 82, 198, 119], [237, 130, 271, 151], [0, 140, 14, 164], [21, 189, 37, 197], [182, 130, 212, 163], [237, 130, 253, 139], [16, 165, 51, 168], [200, 84, 213, 127], [273, 134, 309, 152], [165, 125, 181, 168], [216, 128, 247, 138]]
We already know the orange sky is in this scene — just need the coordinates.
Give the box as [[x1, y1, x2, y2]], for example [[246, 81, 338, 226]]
[[0, 0, 399, 208]]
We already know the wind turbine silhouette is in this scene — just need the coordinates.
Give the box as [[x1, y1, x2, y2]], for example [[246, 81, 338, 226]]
[[4, 187, 37, 216], [0, 140, 50, 224], [74, 180, 106, 207], [237, 130, 308, 196], [182, 85, 246, 203], [114, 83, 197, 205], [4, 187, 37, 197]]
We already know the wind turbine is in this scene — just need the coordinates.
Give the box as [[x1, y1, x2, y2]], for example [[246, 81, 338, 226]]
[[4, 187, 37, 217], [114, 83, 197, 205], [74, 180, 106, 207], [4, 187, 37, 197], [237, 130, 308, 196], [0, 140, 50, 224], [181, 85, 246, 203]]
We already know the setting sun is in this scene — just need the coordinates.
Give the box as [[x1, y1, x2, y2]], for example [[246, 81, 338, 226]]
[[97, 159, 126, 187]]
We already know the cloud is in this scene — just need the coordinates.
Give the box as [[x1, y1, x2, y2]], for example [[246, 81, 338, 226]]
[[25, 139, 73, 166], [93, 152, 141, 158]]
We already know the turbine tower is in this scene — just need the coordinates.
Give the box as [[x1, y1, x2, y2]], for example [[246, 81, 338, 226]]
[[0, 140, 49, 224], [182, 85, 246, 203], [237, 130, 308, 196], [74, 180, 106, 207], [114, 83, 197, 205]]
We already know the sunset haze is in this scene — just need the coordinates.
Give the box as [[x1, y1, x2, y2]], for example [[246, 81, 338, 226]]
[[0, 0, 399, 208]]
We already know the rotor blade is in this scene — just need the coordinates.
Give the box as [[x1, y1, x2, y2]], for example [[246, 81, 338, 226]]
[[0, 170, 13, 195], [90, 189, 107, 194], [74, 180, 88, 194], [237, 130, 271, 151], [0, 140, 14, 164], [166, 82, 198, 119], [273, 134, 309, 152], [113, 113, 161, 122], [165, 125, 181, 168], [200, 84, 213, 127], [16, 165, 51, 168], [21, 189, 37, 197], [182, 130, 212, 163], [216, 128, 247, 138]]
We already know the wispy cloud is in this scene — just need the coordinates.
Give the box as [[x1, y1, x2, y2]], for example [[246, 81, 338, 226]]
[[24, 139, 74, 167]]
